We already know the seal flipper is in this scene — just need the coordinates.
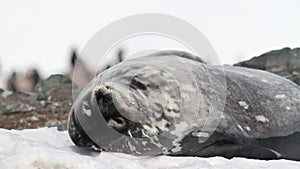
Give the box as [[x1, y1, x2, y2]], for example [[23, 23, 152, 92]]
[[197, 143, 282, 160], [149, 50, 206, 63]]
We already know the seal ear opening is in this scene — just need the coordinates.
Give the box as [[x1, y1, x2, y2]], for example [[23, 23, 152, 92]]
[[67, 108, 102, 151]]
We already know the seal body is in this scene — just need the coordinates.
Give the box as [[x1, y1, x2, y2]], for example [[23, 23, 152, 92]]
[[68, 50, 300, 160]]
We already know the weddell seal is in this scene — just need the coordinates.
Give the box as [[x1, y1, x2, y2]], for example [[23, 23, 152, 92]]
[[67, 50, 300, 161]]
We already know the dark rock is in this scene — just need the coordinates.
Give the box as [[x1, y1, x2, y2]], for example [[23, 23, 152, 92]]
[[235, 47, 300, 85], [35, 74, 76, 103], [35, 74, 74, 93], [57, 122, 68, 131]]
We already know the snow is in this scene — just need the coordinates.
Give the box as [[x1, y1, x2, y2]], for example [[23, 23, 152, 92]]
[[1, 128, 300, 169]]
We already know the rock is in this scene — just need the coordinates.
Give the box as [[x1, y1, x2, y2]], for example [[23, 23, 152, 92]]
[[235, 47, 300, 85], [0, 74, 75, 130], [35, 74, 74, 93], [57, 122, 68, 131], [0, 92, 44, 115], [0, 89, 13, 99], [33, 74, 74, 114], [44, 119, 60, 127], [44, 119, 67, 131]]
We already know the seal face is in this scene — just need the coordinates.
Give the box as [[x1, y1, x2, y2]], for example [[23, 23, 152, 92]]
[[68, 50, 300, 161]]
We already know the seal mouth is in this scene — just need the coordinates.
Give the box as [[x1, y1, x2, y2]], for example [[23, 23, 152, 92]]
[[94, 83, 145, 138]]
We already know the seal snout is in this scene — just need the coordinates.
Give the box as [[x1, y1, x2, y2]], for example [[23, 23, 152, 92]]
[[94, 83, 129, 132], [94, 84, 112, 99]]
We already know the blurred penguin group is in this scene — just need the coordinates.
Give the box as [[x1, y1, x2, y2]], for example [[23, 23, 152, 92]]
[[6, 69, 41, 92], [3, 48, 125, 93]]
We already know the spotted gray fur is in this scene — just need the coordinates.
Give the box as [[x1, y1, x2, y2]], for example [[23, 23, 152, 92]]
[[68, 50, 300, 161]]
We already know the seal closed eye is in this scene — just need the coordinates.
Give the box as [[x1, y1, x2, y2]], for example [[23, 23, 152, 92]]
[[129, 78, 147, 90]]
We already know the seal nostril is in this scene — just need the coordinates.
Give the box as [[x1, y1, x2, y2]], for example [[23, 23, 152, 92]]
[[95, 85, 111, 96], [105, 85, 112, 90]]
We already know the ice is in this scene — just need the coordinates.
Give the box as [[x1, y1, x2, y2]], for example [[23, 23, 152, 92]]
[[0, 128, 299, 169]]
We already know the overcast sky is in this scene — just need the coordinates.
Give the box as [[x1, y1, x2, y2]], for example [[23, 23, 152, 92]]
[[0, 0, 299, 79]]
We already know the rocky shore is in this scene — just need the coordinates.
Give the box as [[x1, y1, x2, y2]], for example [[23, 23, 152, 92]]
[[0, 74, 75, 131]]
